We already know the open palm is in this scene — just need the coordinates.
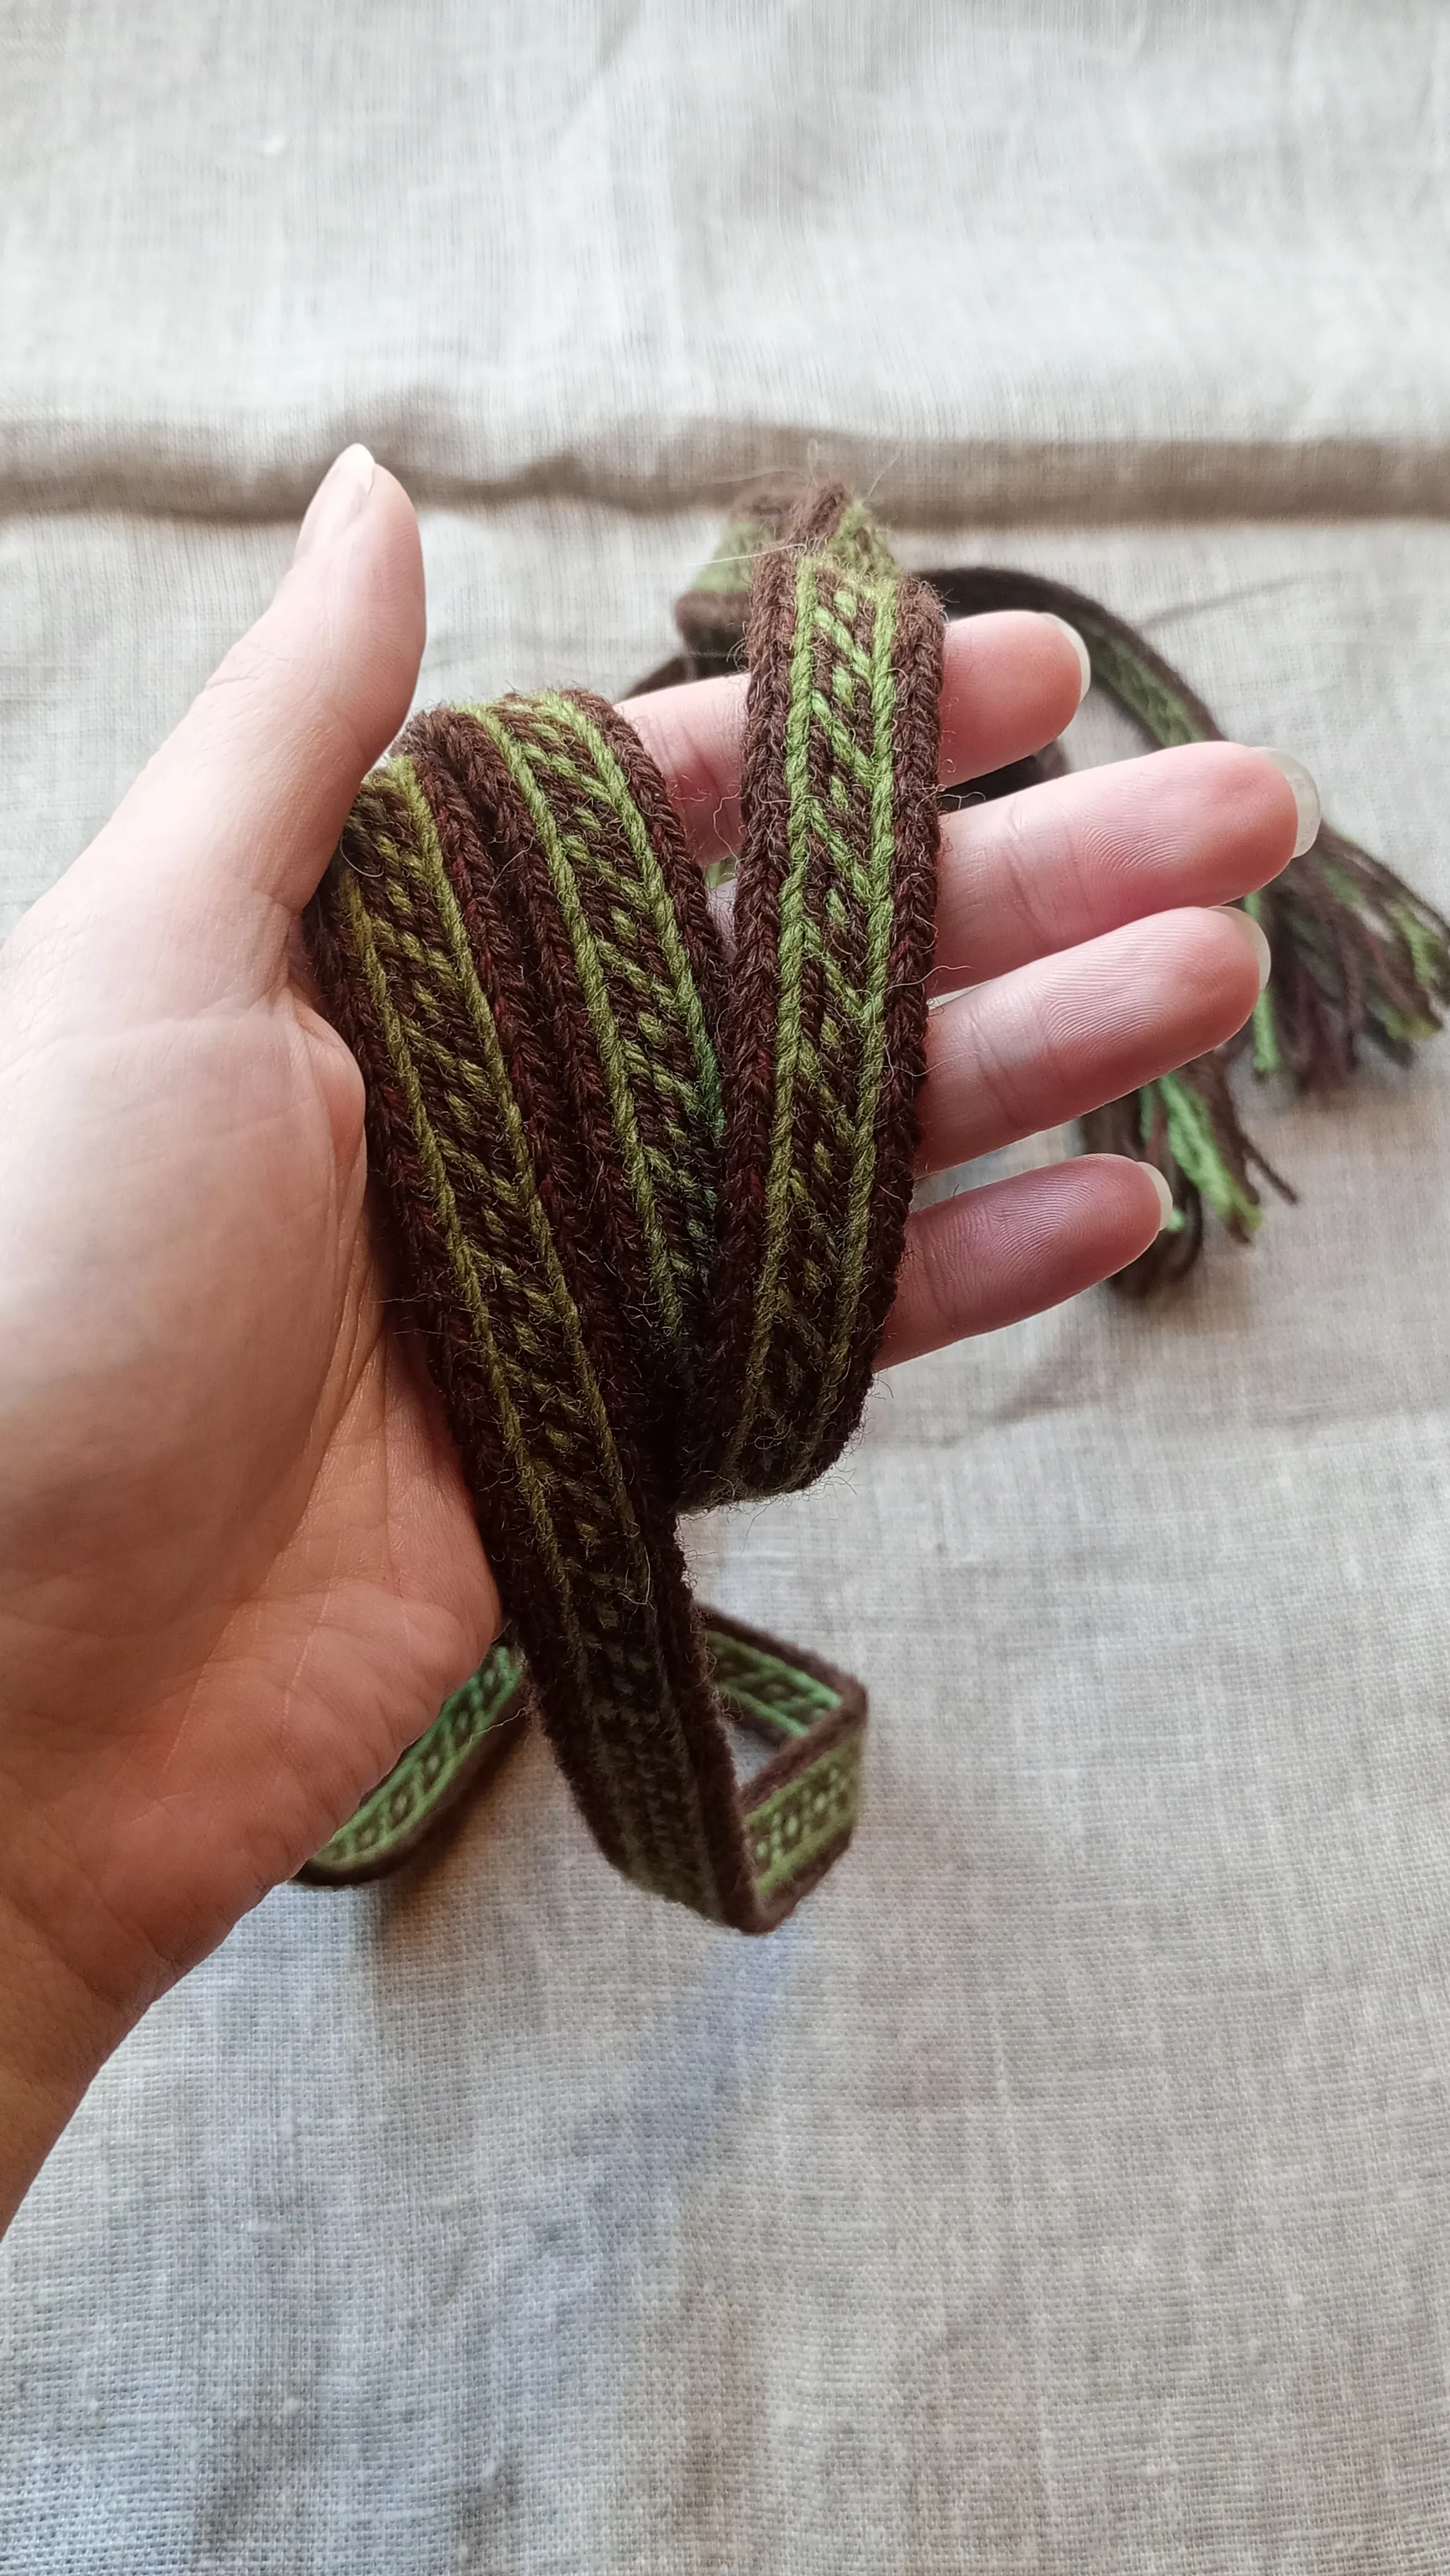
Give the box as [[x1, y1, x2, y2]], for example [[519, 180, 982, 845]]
[[0, 449, 1297, 2126]]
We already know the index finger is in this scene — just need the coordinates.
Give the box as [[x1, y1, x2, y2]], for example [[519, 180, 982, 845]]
[[616, 609, 1087, 869]]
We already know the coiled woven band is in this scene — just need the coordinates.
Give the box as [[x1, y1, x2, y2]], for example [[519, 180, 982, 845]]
[[301, 486, 943, 1929]]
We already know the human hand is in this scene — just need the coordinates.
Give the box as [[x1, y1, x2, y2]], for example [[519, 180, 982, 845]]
[[0, 450, 1299, 2222]]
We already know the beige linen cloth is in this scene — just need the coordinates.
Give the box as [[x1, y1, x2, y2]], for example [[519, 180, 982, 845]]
[[4, 4, 1450, 2568]]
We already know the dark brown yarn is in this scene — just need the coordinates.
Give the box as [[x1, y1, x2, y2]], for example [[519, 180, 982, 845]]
[[303, 487, 943, 1926]]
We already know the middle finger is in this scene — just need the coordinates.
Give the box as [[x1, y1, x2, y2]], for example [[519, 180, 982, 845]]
[[618, 609, 1086, 866], [932, 739, 1302, 993]]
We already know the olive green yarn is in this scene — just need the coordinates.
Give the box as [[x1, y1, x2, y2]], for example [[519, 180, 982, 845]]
[[303, 488, 941, 1922]]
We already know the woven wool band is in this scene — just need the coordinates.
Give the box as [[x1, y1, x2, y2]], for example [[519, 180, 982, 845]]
[[301, 487, 943, 1930]]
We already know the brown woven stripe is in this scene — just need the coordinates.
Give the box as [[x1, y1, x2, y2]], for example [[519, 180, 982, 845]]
[[304, 486, 942, 1929]]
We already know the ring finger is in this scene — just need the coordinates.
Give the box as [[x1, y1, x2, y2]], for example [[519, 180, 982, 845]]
[[917, 904, 1269, 1175], [933, 739, 1302, 991], [618, 609, 1086, 865]]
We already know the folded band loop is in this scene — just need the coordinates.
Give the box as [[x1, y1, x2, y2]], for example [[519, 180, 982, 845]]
[[303, 486, 943, 1927]]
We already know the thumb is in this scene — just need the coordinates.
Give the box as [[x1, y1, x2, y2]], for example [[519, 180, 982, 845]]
[[76, 446, 424, 950]]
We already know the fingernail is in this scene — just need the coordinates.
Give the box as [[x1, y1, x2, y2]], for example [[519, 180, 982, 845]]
[[1144, 1162, 1175, 1234], [1043, 613, 1091, 708], [1254, 746, 1321, 859], [294, 444, 375, 562], [1218, 903, 1273, 991]]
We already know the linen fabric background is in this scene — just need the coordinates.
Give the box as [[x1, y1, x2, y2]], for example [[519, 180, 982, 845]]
[[4, 4, 1450, 2568]]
